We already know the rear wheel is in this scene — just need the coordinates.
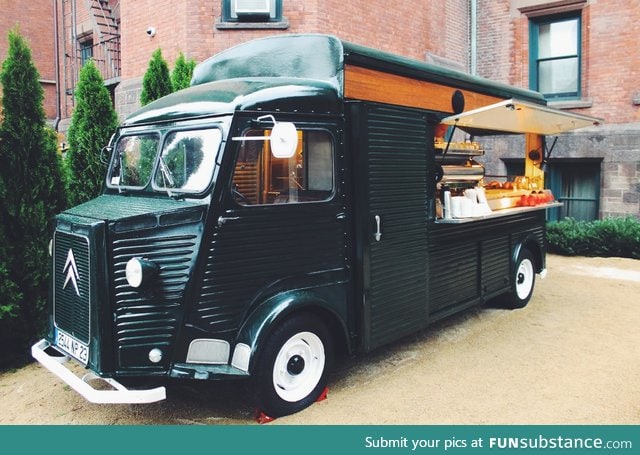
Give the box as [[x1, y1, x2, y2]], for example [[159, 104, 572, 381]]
[[504, 248, 536, 309], [252, 314, 333, 417]]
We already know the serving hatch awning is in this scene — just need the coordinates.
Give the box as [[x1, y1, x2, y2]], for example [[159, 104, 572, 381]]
[[441, 98, 602, 135]]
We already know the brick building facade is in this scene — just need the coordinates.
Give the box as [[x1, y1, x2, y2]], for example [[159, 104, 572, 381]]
[[0, 0, 638, 219], [475, 0, 639, 219]]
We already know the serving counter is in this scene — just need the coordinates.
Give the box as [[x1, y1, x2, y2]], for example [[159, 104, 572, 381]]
[[435, 202, 562, 224]]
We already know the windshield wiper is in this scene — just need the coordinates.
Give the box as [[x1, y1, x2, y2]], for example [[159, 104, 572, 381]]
[[158, 156, 176, 197], [115, 152, 126, 194]]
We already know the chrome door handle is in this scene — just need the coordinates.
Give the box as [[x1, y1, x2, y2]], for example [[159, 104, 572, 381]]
[[217, 216, 239, 227], [374, 215, 382, 241]]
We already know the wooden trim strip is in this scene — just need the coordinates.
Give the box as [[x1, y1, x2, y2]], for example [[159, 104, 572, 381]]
[[344, 65, 504, 114]]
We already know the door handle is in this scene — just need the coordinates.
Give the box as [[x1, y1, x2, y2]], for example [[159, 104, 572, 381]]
[[374, 215, 382, 242], [217, 216, 239, 227]]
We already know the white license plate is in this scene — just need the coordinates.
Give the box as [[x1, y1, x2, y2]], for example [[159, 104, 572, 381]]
[[56, 330, 89, 364]]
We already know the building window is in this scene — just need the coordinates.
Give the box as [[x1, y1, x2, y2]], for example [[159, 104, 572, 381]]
[[218, 0, 288, 29], [79, 38, 93, 66], [546, 159, 601, 221], [529, 14, 581, 99]]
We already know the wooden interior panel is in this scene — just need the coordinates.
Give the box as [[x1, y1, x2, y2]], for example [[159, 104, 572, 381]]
[[233, 161, 259, 204]]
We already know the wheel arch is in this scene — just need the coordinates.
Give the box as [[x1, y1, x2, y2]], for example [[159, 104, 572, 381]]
[[233, 290, 350, 375], [513, 234, 544, 273]]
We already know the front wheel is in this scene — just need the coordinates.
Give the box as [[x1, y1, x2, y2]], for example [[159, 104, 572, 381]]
[[252, 314, 333, 418], [503, 248, 536, 309]]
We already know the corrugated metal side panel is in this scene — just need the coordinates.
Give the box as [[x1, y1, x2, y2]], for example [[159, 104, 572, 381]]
[[428, 239, 480, 315], [428, 210, 545, 317], [366, 105, 429, 348], [481, 236, 510, 295], [194, 204, 345, 333]]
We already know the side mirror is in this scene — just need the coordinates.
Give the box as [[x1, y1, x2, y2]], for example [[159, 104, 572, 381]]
[[100, 145, 113, 165], [100, 133, 116, 164], [269, 121, 298, 158], [232, 115, 298, 159]]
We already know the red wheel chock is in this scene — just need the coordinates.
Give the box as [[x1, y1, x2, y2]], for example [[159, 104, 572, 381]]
[[316, 386, 329, 402], [255, 409, 276, 424], [254, 387, 329, 424]]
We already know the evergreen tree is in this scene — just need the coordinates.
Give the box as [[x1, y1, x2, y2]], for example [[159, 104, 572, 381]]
[[171, 52, 196, 91], [0, 182, 21, 321], [140, 48, 172, 106], [0, 29, 67, 368], [66, 59, 119, 206]]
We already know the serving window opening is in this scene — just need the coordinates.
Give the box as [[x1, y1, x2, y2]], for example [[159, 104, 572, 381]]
[[232, 129, 334, 205]]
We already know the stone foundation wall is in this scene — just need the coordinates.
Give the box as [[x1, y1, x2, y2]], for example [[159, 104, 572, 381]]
[[478, 123, 640, 219]]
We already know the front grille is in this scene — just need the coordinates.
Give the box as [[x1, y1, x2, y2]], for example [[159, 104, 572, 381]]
[[111, 232, 198, 350], [53, 231, 91, 343]]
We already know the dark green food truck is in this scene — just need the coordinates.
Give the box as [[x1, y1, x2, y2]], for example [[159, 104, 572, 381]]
[[32, 34, 601, 417]]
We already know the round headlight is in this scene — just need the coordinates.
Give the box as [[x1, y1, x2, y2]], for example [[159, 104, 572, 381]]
[[126, 258, 158, 288], [125, 258, 144, 288]]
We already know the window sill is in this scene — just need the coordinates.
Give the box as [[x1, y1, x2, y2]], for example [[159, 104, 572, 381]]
[[216, 18, 289, 30], [547, 99, 593, 110]]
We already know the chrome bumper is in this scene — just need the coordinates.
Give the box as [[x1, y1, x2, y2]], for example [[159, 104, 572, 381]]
[[31, 339, 166, 404]]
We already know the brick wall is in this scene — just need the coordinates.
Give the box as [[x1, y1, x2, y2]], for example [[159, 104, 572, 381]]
[[120, 0, 188, 79], [0, 0, 57, 120], [314, 1, 468, 64], [585, 0, 640, 124], [476, 0, 513, 84]]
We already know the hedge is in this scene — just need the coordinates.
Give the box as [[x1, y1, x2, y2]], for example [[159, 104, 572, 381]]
[[546, 216, 640, 259]]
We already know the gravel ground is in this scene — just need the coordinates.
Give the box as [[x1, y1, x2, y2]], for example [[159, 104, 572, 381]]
[[1, 254, 639, 425]]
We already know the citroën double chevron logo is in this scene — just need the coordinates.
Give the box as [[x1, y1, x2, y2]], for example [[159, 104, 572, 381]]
[[62, 249, 81, 296]]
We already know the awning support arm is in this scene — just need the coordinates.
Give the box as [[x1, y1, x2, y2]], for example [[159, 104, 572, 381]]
[[441, 123, 458, 164], [540, 136, 558, 173]]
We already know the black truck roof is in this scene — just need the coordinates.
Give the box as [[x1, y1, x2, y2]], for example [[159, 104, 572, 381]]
[[124, 34, 544, 126]]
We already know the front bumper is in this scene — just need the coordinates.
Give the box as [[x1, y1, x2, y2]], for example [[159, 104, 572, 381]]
[[31, 339, 166, 404]]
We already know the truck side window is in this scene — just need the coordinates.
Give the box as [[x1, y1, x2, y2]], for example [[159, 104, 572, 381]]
[[232, 129, 334, 205]]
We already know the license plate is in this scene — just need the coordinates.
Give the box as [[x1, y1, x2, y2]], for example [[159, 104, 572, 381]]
[[56, 329, 89, 364]]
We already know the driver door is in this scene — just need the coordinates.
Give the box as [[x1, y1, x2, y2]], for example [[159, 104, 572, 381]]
[[188, 119, 349, 336]]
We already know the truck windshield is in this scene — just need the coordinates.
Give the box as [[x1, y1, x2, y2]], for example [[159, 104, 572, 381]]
[[109, 128, 222, 194], [109, 133, 160, 188], [153, 128, 222, 193]]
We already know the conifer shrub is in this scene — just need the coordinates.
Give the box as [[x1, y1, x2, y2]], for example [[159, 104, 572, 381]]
[[65, 59, 119, 206], [171, 52, 196, 92], [140, 48, 172, 106], [0, 29, 67, 368]]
